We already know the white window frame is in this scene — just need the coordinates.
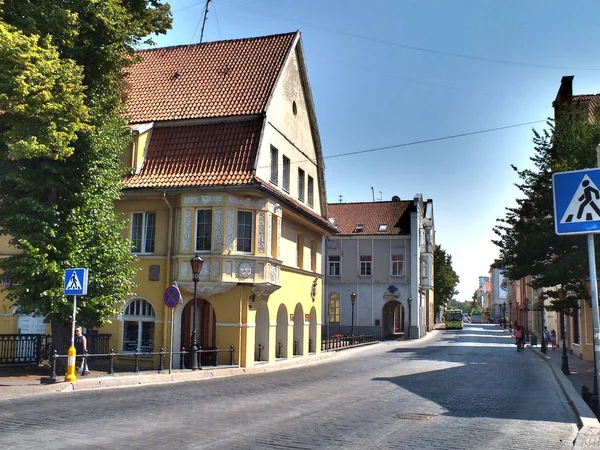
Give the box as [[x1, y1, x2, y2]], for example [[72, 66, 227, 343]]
[[195, 209, 212, 253], [360, 255, 372, 276], [328, 293, 340, 323], [122, 298, 156, 353], [328, 255, 341, 276], [298, 168, 305, 202], [237, 210, 253, 254], [270, 145, 278, 185], [131, 212, 156, 254], [282, 155, 290, 192], [391, 253, 405, 276]]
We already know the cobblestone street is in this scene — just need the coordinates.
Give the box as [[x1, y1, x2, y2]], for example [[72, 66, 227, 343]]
[[0, 325, 579, 449]]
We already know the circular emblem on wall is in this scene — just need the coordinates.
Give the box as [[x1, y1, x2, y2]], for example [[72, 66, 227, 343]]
[[500, 278, 508, 292], [238, 262, 253, 279]]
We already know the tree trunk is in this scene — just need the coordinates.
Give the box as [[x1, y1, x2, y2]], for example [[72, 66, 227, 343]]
[[51, 320, 71, 373]]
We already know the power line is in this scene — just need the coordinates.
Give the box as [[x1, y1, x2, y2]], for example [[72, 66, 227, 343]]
[[323, 120, 546, 160], [219, 1, 600, 72]]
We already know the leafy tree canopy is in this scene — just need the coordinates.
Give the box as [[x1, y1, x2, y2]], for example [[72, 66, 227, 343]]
[[0, 1, 172, 332], [434, 244, 460, 312], [493, 107, 600, 309]]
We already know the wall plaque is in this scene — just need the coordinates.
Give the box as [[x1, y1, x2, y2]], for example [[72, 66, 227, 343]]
[[149, 265, 160, 281]]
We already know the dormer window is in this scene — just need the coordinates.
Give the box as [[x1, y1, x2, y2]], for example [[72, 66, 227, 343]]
[[353, 224, 364, 233], [378, 224, 388, 232]]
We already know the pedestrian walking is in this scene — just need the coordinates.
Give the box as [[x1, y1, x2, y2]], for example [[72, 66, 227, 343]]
[[550, 330, 557, 350], [515, 326, 525, 351], [542, 326, 551, 345], [74, 326, 90, 375]]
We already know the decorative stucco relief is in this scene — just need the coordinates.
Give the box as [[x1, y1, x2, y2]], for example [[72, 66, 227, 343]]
[[277, 217, 282, 259], [182, 209, 192, 252], [183, 195, 224, 206], [257, 263, 264, 279], [200, 261, 210, 276], [225, 261, 233, 276], [268, 264, 280, 285], [174, 209, 181, 254], [252, 283, 281, 300], [229, 196, 266, 209], [267, 214, 272, 256], [214, 209, 223, 252], [226, 209, 234, 252], [177, 281, 236, 298], [258, 212, 265, 253], [212, 261, 221, 277], [181, 261, 189, 278]]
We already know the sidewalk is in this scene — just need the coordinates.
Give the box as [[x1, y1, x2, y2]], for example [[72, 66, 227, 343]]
[[0, 341, 385, 402], [503, 326, 600, 449]]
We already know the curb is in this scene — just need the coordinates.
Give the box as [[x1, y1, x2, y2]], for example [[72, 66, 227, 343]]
[[528, 345, 600, 449]]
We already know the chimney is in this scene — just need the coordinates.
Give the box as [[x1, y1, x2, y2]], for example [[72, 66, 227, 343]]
[[553, 75, 574, 108]]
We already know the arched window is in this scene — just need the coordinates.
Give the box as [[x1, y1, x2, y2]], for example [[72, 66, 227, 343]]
[[328, 293, 340, 324], [122, 298, 155, 352]]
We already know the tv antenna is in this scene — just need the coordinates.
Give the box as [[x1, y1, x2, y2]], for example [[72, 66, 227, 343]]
[[199, 0, 211, 44]]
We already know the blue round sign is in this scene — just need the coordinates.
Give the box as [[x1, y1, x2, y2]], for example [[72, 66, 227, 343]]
[[164, 286, 181, 308]]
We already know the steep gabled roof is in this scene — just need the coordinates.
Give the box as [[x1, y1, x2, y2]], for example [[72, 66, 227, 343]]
[[123, 118, 262, 189], [125, 32, 297, 123], [327, 201, 413, 235]]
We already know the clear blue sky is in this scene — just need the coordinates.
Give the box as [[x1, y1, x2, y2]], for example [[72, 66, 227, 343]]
[[151, 0, 600, 300]]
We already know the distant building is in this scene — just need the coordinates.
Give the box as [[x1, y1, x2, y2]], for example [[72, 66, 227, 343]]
[[324, 195, 434, 340]]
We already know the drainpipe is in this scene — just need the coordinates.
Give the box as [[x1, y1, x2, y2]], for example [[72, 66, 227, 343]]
[[162, 191, 173, 353]]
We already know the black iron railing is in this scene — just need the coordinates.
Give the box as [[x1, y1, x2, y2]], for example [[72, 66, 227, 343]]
[[49, 345, 236, 380], [0, 334, 52, 365], [321, 333, 378, 351]]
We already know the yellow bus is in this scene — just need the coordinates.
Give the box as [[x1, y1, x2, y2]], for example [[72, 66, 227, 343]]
[[445, 309, 464, 330]]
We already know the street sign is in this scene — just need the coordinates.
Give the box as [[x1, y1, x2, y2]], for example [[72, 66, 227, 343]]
[[164, 285, 181, 308], [553, 168, 600, 235], [64, 268, 89, 296]]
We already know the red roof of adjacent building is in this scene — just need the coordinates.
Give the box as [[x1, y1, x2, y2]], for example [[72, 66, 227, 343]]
[[326, 201, 413, 235], [123, 118, 262, 189], [572, 94, 600, 122], [125, 32, 297, 123]]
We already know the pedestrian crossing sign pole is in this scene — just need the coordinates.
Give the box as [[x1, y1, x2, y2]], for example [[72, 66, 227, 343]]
[[63, 268, 89, 382], [553, 168, 600, 412]]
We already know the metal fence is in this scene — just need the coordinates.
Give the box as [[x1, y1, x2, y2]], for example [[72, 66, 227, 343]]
[[321, 333, 379, 352], [48, 345, 236, 379], [0, 333, 111, 365], [0, 334, 52, 365]]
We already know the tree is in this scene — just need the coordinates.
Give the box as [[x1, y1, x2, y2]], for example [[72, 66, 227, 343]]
[[433, 245, 460, 315], [493, 107, 600, 310], [0, 2, 172, 349]]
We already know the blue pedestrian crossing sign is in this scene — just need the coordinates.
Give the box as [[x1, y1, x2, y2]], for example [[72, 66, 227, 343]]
[[64, 268, 89, 296], [553, 168, 600, 235]]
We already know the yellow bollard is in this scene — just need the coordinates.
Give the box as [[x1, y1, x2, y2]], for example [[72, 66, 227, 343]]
[[64, 345, 77, 382]]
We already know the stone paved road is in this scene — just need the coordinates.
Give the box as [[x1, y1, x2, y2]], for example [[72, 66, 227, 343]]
[[0, 325, 578, 449]]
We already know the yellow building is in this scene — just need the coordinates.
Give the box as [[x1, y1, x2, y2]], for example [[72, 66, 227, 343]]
[[0, 32, 336, 368]]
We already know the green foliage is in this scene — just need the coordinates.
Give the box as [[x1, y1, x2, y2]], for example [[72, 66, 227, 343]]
[[0, 2, 172, 328], [434, 244, 460, 311], [0, 21, 89, 160], [493, 108, 600, 305]]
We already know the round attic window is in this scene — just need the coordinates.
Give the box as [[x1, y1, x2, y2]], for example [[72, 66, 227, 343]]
[[292, 101, 298, 116]]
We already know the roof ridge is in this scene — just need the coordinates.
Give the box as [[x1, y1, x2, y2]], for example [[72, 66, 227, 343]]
[[328, 201, 411, 206], [135, 31, 299, 54]]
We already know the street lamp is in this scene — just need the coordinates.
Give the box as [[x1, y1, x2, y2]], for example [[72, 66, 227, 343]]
[[503, 302, 507, 329], [508, 301, 513, 329], [584, 278, 600, 413], [407, 297, 412, 340], [538, 295, 546, 354], [350, 292, 356, 344], [189, 255, 203, 370], [558, 288, 570, 375]]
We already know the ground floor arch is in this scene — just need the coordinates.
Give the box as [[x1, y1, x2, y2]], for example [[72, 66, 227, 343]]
[[382, 300, 404, 339], [293, 303, 304, 355], [276, 304, 288, 359], [180, 297, 216, 367], [255, 301, 270, 361]]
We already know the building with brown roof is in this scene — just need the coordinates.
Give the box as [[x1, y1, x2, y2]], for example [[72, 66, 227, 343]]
[[55, 31, 335, 369], [324, 195, 434, 340]]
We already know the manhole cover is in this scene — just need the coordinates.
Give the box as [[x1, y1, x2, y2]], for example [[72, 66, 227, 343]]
[[394, 413, 437, 421]]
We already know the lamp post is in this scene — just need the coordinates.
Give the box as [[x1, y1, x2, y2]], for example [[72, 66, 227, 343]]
[[508, 301, 513, 330], [407, 297, 412, 340], [503, 302, 507, 329], [523, 298, 530, 342], [189, 255, 203, 370], [585, 278, 600, 413], [538, 295, 546, 354], [350, 292, 356, 344]]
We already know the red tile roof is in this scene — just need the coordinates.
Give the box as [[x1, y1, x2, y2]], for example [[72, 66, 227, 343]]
[[122, 118, 262, 189], [327, 201, 413, 235], [572, 94, 600, 122], [125, 32, 297, 123]]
